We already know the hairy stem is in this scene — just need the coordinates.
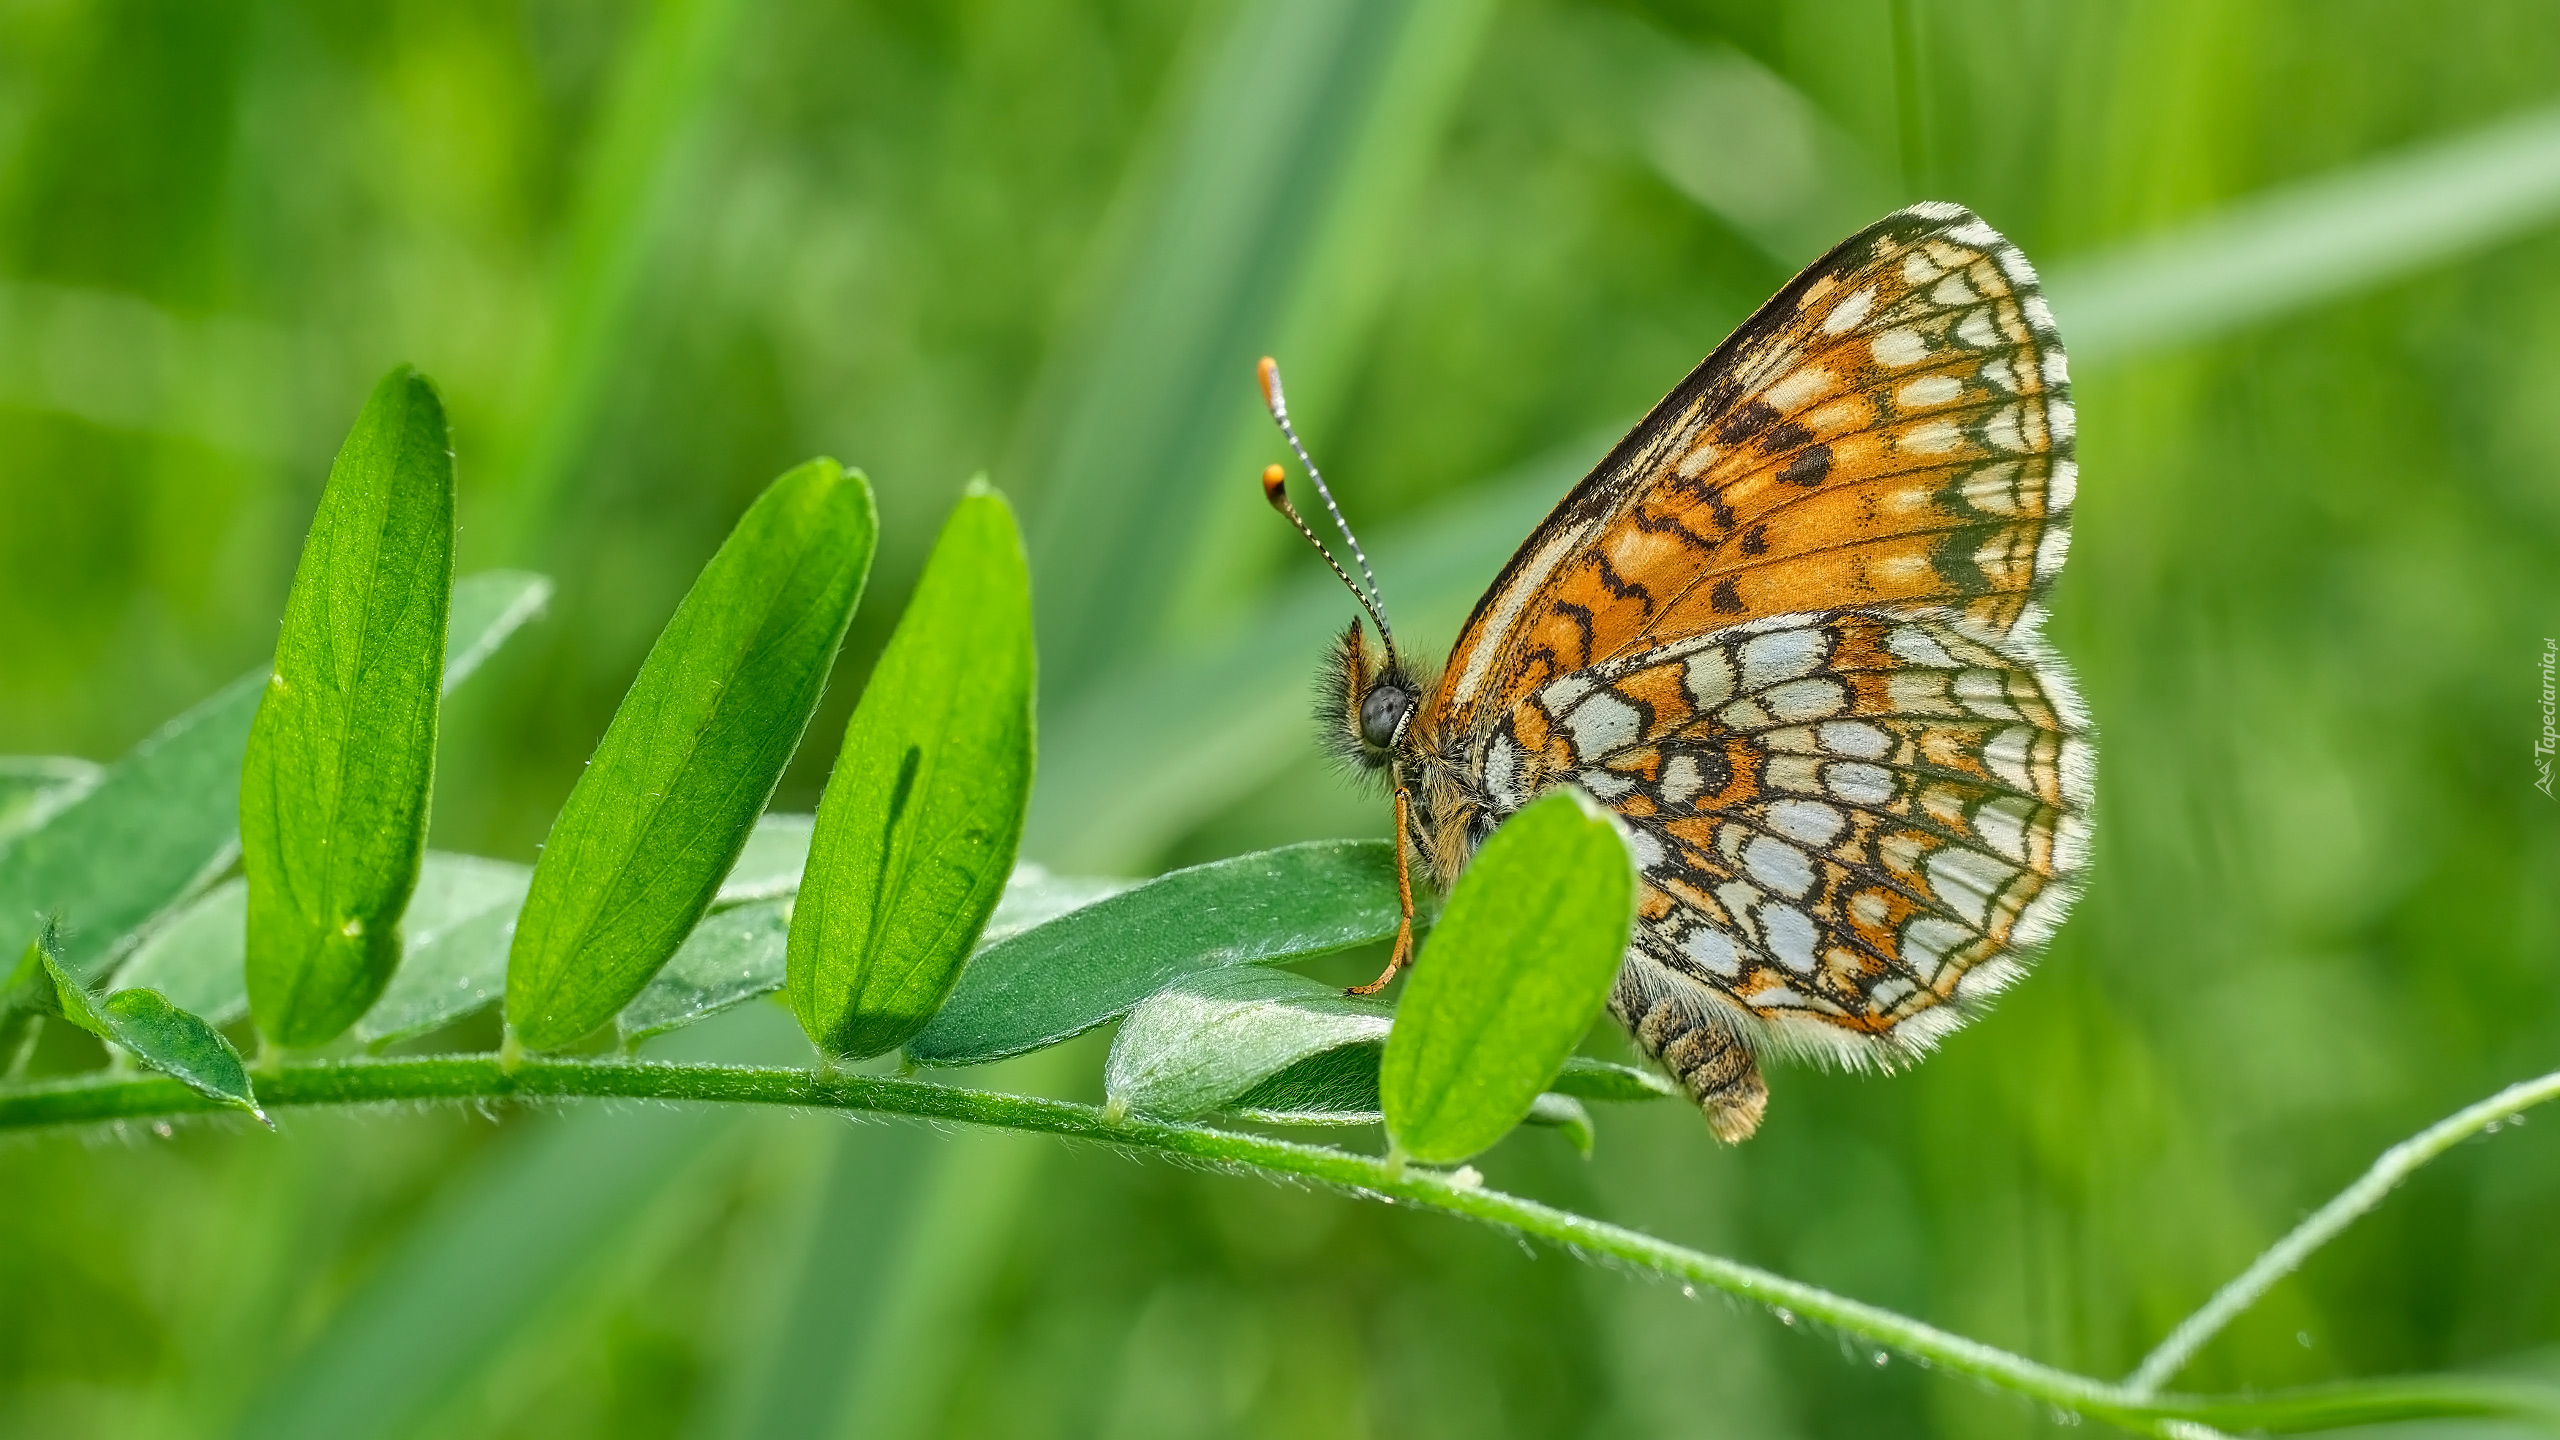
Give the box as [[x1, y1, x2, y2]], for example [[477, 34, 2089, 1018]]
[[4, 1056, 2555, 1439], [2128, 1066, 2560, 1394]]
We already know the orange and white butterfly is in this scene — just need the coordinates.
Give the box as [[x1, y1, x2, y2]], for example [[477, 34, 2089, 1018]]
[[1259, 202, 2092, 1142]]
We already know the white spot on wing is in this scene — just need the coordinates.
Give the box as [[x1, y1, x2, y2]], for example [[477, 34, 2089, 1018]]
[[1767, 798, 1846, 847], [1765, 365, 1835, 411], [1484, 733, 1523, 808], [1738, 627, 1826, 690], [1822, 286, 1879, 335], [1926, 847, 2013, 926], [1658, 753, 1705, 806], [1683, 648, 1737, 710], [1973, 794, 2036, 863], [1871, 329, 1929, 368], [1902, 916, 1970, 984], [1982, 726, 2037, 792], [1581, 768, 1635, 800], [1744, 835, 1816, 897], [1897, 374, 1963, 408], [1679, 924, 1742, 976], [1625, 825, 1665, 873], [1761, 904, 1821, 972], [1761, 677, 1848, 722], [1885, 625, 1957, 668], [1564, 691, 1642, 759], [1824, 762, 1895, 806], [1817, 720, 1892, 759]]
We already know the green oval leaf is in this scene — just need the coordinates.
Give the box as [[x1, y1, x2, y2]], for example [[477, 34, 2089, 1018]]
[[98, 988, 268, 1124], [505, 460, 877, 1052], [21, 923, 263, 1122], [788, 486, 1036, 1060], [243, 365, 456, 1049], [906, 839, 1410, 1067], [1381, 789, 1635, 1166], [1103, 967, 1391, 1121]]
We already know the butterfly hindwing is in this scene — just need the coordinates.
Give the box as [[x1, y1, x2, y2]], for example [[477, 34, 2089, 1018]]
[[1431, 202, 2074, 732], [1482, 608, 2091, 1063]]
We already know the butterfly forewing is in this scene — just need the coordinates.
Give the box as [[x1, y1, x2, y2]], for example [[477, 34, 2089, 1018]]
[[1433, 203, 2074, 729], [1485, 609, 2091, 1063]]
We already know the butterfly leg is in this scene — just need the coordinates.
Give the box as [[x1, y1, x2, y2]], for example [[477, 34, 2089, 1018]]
[[1347, 787, 1418, 997]]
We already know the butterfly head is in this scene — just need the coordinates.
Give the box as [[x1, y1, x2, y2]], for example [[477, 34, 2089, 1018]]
[[1319, 615, 1425, 775]]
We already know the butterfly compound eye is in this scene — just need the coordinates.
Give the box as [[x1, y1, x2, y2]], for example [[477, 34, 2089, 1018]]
[[1360, 684, 1414, 750]]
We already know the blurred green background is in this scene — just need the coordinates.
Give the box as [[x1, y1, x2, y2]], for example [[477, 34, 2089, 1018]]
[[5, 0, 2560, 1435]]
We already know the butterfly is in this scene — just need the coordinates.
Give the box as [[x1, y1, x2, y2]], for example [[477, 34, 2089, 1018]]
[[1257, 202, 2092, 1142]]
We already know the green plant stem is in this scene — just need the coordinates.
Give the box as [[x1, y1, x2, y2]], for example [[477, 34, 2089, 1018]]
[[6, 1058, 2557, 1437], [2127, 1066, 2560, 1395]]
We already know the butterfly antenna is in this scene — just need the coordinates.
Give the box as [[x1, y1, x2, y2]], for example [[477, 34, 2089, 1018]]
[[1257, 357, 1397, 659]]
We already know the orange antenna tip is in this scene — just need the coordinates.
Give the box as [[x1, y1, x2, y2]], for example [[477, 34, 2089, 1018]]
[[1256, 356, 1283, 411], [1260, 463, 1289, 509]]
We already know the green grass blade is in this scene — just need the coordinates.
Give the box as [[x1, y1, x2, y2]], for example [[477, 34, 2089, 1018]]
[[491, 0, 754, 563], [441, 570, 553, 685], [789, 486, 1035, 1060], [2051, 104, 2560, 360], [906, 839, 1406, 1067], [505, 460, 876, 1051], [1103, 967, 1390, 1122], [242, 365, 456, 1049], [1382, 790, 1634, 1166], [1018, 0, 1492, 692], [0, 570, 546, 990]]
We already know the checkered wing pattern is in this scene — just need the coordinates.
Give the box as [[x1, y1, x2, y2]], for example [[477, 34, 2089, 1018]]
[[1477, 609, 2091, 1062], [1432, 202, 2074, 730]]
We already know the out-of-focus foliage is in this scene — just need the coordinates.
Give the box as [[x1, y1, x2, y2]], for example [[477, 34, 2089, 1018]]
[[3, 0, 2558, 1437]]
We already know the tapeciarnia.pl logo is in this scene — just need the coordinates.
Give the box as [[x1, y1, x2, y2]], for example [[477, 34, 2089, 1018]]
[[2539, 637, 2556, 799]]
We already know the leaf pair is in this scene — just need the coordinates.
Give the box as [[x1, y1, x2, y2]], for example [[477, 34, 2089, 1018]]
[[502, 459, 878, 1051], [501, 472, 1036, 1059]]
